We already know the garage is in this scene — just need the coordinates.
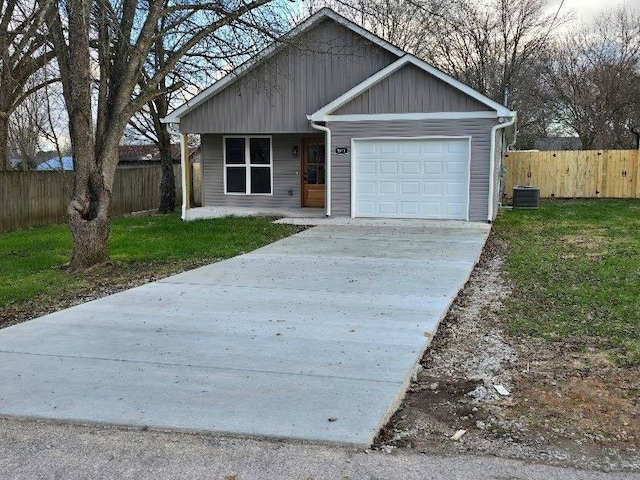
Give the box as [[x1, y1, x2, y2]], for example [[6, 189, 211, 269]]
[[352, 137, 470, 220]]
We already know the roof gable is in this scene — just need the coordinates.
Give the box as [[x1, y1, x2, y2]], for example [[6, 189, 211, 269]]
[[310, 56, 515, 121], [163, 8, 404, 124], [175, 17, 400, 133], [331, 63, 492, 115]]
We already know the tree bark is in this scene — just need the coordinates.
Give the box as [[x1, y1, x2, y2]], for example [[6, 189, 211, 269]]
[[67, 169, 112, 269], [0, 113, 9, 170], [158, 125, 176, 213]]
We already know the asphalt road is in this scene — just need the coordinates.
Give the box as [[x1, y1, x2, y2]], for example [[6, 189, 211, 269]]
[[1, 418, 637, 480]]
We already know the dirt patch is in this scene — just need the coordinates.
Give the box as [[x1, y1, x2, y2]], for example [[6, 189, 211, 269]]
[[374, 233, 640, 472]]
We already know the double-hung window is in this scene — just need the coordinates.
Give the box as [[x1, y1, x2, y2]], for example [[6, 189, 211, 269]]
[[224, 136, 272, 195]]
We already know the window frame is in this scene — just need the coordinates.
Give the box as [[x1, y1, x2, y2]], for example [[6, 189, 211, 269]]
[[223, 135, 273, 196]]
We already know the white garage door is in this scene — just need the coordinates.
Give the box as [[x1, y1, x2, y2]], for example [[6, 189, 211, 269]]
[[353, 138, 470, 219]]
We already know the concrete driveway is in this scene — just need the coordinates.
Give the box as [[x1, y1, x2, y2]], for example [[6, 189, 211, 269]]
[[0, 220, 489, 446]]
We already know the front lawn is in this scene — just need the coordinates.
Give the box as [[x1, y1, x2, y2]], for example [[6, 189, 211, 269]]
[[0, 214, 300, 326], [495, 199, 640, 366]]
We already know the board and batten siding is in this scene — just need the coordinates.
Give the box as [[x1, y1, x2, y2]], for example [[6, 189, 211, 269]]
[[201, 133, 322, 208], [328, 119, 499, 221], [333, 64, 492, 115], [180, 19, 399, 134]]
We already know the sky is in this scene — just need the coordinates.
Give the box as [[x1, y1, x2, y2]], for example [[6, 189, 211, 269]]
[[549, 0, 632, 22]]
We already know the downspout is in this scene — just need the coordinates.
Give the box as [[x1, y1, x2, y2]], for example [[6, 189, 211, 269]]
[[488, 116, 517, 222], [310, 121, 332, 217]]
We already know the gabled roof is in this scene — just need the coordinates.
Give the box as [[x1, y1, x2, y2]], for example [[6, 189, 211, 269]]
[[308, 56, 515, 121], [162, 8, 405, 124]]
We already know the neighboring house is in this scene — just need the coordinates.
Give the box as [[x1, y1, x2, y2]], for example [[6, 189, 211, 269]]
[[36, 156, 74, 171], [163, 8, 516, 222], [117, 144, 182, 168], [32, 145, 182, 172], [533, 137, 582, 151]]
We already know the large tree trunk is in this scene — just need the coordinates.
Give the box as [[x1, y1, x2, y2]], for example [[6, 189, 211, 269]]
[[158, 126, 175, 213], [67, 168, 112, 269], [0, 113, 9, 170]]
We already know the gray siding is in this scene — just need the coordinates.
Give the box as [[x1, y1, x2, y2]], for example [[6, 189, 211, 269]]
[[201, 133, 322, 208], [181, 19, 399, 134], [328, 119, 499, 221], [333, 64, 492, 115]]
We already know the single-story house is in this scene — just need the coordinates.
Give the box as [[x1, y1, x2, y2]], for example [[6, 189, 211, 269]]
[[163, 8, 517, 222], [117, 144, 182, 168], [36, 156, 74, 171]]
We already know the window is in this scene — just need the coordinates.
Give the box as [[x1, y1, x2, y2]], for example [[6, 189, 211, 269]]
[[224, 136, 272, 195]]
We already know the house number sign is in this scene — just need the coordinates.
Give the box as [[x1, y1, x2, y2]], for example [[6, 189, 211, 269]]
[[334, 147, 349, 155]]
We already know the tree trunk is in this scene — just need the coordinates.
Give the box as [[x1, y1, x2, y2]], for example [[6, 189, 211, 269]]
[[0, 114, 9, 171], [158, 127, 176, 213], [67, 169, 113, 270]]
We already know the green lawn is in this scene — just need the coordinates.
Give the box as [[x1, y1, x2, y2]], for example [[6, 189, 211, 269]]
[[495, 199, 640, 366], [0, 214, 299, 309]]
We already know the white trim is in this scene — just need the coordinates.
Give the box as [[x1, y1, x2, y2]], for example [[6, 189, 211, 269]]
[[350, 136, 472, 221], [315, 112, 498, 123], [222, 135, 273, 196], [488, 117, 517, 221], [162, 8, 404, 124], [179, 133, 188, 220], [310, 122, 332, 217], [309, 56, 516, 121], [350, 138, 357, 219], [465, 137, 472, 222]]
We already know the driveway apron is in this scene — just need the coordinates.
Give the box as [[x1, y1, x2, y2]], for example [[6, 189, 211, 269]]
[[0, 222, 489, 446]]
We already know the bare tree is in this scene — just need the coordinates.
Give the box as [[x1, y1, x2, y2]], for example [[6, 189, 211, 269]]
[[422, 0, 568, 103], [298, 0, 446, 57], [8, 85, 45, 170], [0, 0, 55, 170], [40, 0, 289, 269], [544, 6, 640, 149], [127, 8, 277, 214]]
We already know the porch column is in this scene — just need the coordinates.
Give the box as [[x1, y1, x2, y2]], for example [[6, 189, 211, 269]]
[[180, 132, 192, 220]]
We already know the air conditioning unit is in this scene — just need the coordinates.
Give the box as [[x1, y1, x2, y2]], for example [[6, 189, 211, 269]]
[[513, 186, 540, 208]]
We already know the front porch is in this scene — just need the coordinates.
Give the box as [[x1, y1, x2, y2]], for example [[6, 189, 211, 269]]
[[183, 206, 325, 221]]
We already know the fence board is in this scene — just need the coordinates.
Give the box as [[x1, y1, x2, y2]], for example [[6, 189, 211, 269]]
[[1, 165, 182, 233], [504, 150, 640, 199]]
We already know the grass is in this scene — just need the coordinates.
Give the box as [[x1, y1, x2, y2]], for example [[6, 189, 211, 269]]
[[0, 214, 300, 310], [3, 201, 639, 367], [494, 199, 640, 366]]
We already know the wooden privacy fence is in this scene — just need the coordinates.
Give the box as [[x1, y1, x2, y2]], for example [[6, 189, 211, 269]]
[[504, 150, 640, 198], [0, 165, 182, 234]]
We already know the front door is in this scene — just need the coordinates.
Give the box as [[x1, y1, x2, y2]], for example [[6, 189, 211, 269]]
[[302, 139, 326, 208]]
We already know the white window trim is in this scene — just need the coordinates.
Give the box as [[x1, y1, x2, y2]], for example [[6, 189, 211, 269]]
[[223, 135, 274, 196], [350, 136, 471, 221]]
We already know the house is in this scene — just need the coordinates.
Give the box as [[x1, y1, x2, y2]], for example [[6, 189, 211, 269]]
[[32, 145, 181, 172], [117, 144, 181, 168], [163, 8, 516, 222], [36, 156, 74, 171]]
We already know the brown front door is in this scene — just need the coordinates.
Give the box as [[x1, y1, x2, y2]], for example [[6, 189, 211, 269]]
[[302, 139, 326, 208]]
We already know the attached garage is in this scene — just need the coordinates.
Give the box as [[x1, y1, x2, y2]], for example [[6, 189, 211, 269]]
[[352, 137, 470, 220]]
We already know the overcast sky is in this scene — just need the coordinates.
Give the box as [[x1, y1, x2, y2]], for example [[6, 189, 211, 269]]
[[549, 0, 632, 22]]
